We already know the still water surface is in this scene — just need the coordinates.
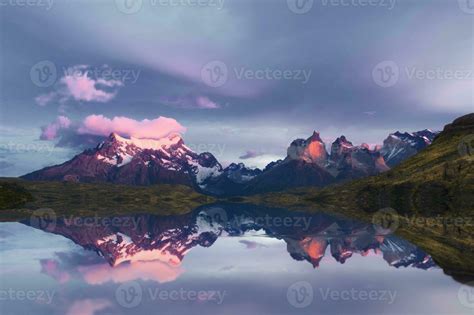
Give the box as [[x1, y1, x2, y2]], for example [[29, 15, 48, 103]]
[[0, 204, 472, 314]]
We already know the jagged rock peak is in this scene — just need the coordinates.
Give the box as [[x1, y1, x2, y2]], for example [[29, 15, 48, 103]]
[[308, 131, 323, 142]]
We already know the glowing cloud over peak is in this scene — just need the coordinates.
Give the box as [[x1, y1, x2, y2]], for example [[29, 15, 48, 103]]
[[78, 115, 186, 139]]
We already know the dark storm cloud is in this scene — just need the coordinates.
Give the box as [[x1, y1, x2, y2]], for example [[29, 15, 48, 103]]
[[239, 150, 265, 160]]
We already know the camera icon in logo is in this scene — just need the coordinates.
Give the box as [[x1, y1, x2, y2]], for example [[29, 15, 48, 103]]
[[115, 281, 143, 308], [458, 281, 474, 308], [201, 60, 228, 88], [458, 0, 474, 14], [198, 207, 228, 227], [115, 0, 143, 14], [30, 60, 57, 88], [287, 281, 313, 308], [372, 207, 400, 234], [372, 60, 399, 88], [287, 0, 314, 14], [30, 208, 57, 232]]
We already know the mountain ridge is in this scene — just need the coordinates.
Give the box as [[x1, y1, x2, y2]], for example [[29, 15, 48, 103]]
[[21, 127, 439, 196]]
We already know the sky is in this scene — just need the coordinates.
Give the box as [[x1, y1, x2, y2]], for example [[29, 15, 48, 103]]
[[0, 0, 473, 175]]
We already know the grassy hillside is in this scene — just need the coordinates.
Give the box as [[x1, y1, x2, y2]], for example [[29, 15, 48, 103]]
[[0, 178, 215, 220], [246, 113, 474, 278], [251, 113, 474, 213]]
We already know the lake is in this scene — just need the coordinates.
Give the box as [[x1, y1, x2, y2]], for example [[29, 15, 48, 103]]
[[0, 204, 472, 314]]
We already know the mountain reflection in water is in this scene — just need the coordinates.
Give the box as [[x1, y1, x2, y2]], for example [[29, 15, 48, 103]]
[[2, 204, 472, 315], [23, 203, 436, 282]]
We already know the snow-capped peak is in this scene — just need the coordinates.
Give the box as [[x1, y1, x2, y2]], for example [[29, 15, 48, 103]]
[[108, 132, 184, 151]]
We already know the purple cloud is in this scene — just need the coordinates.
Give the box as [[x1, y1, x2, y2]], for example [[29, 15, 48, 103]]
[[35, 65, 123, 106], [39, 114, 186, 149], [40, 116, 72, 140], [161, 94, 221, 109], [239, 240, 267, 249], [239, 150, 264, 160]]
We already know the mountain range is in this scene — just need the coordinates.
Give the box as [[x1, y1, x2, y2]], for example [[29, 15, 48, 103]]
[[22, 128, 439, 196]]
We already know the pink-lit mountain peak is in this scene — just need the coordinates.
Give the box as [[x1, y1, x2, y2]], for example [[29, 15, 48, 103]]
[[287, 130, 329, 164], [103, 132, 185, 152]]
